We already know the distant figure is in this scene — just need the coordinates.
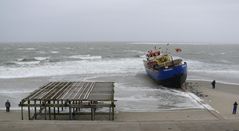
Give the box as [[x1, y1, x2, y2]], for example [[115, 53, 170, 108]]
[[5, 100, 11, 112], [211, 80, 216, 89], [233, 102, 238, 114]]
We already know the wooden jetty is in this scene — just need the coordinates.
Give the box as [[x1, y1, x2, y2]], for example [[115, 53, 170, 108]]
[[19, 81, 115, 120]]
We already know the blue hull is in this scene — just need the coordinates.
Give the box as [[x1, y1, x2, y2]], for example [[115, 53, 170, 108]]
[[144, 62, 187, 88]]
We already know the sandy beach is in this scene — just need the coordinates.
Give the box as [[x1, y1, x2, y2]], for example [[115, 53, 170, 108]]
[[185, 80, 239, 120], [0, 78, 239, 130]]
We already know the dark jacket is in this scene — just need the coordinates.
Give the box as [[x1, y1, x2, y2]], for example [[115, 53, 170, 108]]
[[5, 101, 11, 108]]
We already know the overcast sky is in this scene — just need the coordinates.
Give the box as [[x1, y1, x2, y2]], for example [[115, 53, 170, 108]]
[[0, 0, 239, 43]]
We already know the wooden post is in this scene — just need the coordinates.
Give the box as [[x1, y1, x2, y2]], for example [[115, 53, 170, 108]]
[[78, 101, 81, 116], [69, 101, 72, 120], [57, 100, 59, 114], [93, 108, 95, 120], [91, 108, 93, 120], [75, 101, 78, 112], [61, 100, 64, 111], [40, 100, 42, 114], [44, 103, 47, 120], [21, 102, 23, 120], [28, 100, 31, 120], [109, 107, 111, 120], [90, 101, 95, 120], [74, 101, 77, 113], [79, 101, 81, 112], [34, 100, 37, 119], [112, 102, 114, 121], [48, 101, 51, 120], [53, 101, 56, 120]]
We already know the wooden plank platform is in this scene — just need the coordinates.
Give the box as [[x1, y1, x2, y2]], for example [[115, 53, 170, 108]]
[[19, 81, 115, 121]]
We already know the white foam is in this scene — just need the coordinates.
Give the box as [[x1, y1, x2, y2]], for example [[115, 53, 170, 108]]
[[14, 61, 40, 65], [0, 58, 144, 78], [17, 48, 36, 51], [139, 55, 146, 58], [50, 51, 59, 54], [116, 95, 158, 101], [11, 57, 49, 66], [34, 57, 49, 61], [68, 55, 102, 60], [36, 51, 46, 54], [124, 50, 145, 54], [114, 82, 209, 111]]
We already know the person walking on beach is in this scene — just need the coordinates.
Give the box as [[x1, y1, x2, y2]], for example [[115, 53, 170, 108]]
[[233, 101, 238, 114], [5, 100, 11, 112], [211, 80, 216, 89]]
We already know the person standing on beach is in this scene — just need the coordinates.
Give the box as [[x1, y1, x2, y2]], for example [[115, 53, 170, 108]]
[[5, 100, 11, 112], [233, 102, 238, 114], [211, 80, 216, 89]]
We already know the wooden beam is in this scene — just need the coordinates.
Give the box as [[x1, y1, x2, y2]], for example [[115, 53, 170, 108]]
[[57, 101, 60, 114], [20, 103, 112, 108], [21, 103, 23, 120], [112, 102, 114, 121], [109, 107, 111, 120], [19, 81, 115, 121], [34, 100, 37, 119], [44, 104, 47, 120], [28, 101, 31, 120], [48, 101, 51, 120], [53, 101, 56, 120], [69, 101, 72, 120]]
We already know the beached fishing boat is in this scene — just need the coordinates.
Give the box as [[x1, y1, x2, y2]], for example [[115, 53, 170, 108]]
[[143, 46, 187, 88]]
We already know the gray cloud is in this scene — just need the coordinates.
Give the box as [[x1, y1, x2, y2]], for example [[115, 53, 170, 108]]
[[0, 0, 239, 43]]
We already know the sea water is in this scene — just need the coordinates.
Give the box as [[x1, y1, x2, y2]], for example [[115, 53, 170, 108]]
[[0, 42, 238, 111]]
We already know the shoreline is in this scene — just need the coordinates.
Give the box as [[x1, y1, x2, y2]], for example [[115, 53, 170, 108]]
[[0, 78, 239, 130], [0, 78, 238, 120]]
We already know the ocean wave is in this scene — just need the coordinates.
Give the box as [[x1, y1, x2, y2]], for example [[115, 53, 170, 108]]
[[36, 51, 46, 54], [50, 51, 59, 54], [14, 61, 41, 65], [4, 57, 50, 66], [4, 62, 17, 66], [68, 55, 102, 60], [1, 57, 239, 85], [34, 57, 49, 61], [17, 48, 36, 51], [17, 57, 49, 62], [17, 58, 38, 62], [0, 58, 144, 78], [138, 55, 146, 58], [188, 61, 238, 73], [124, 49, 145, 54]]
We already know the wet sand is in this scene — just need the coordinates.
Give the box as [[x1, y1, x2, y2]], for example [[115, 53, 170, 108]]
[[185, 80, 239, 120]]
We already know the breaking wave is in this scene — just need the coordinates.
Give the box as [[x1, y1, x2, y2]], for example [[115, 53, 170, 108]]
[[0, 58, 144, 78], [68, 55, 102, 60], [0, 56, 239, 84]]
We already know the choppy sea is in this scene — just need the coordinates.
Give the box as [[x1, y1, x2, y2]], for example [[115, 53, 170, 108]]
[[0, 42, 238, 111]]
